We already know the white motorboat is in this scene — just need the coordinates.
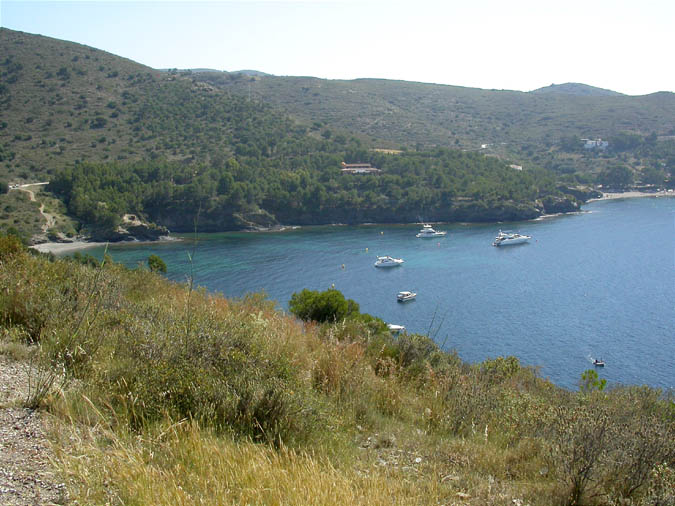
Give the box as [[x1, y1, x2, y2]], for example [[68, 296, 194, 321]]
[[593, 358, 605, 367], [397, 291, 417, 302], [387, 323, 406, 333], [492, 230, 531, 246], [416, 224, 447, 238], [374, 255, 404, 268]]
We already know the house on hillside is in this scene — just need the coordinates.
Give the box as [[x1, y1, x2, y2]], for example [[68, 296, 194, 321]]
[[582, 138, 609, 150], [340, 162, 381, 174]]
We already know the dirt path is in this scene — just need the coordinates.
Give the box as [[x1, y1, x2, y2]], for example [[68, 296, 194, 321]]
[[0, 356, 66, 504], [17, 187, 55, 234]]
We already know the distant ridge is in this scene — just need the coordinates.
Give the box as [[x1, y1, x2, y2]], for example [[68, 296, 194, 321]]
[[530, 82, 624, 96], [157, 68, 271, 76], [229, 69, 272, 77]]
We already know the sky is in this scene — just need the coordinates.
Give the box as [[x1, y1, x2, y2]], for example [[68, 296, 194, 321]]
[[1, 0, 673, 96]]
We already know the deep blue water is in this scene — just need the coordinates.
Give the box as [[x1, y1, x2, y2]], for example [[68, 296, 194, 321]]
[[82, 197, 675, 390]]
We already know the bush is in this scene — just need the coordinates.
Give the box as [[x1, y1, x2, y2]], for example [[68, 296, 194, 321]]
[[0, 233, 24, 259], [289, 288, 359, 323], [147, 254, 167, 273]]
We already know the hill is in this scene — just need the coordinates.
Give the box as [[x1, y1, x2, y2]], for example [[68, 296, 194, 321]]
[[1, 28, 672, 243], [530, 82, 624, 96], [3, 27, 674, 186], [0, 28, 302, 183], [194, 73, 674, 148], [1, 28, 592, 242], [194, 73, 675, 175]]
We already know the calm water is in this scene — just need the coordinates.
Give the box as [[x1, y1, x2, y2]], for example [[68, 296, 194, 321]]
[[84, 197, 675, 390]]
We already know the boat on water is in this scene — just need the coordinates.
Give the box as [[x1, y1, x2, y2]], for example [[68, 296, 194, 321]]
[[593, 358, 605, 367], [397, 291, 417, 302], [374, 255, 404, 268], [492, 230, 532, 246], [416, 224, 447, 238], [387, 323, 406, 333]]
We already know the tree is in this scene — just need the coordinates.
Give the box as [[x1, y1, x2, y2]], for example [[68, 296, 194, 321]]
[[0, 181, 8, 194], [641, 166, 666, 186], [597, 164, 633, 189], [580, 369, 606, 393], [148, 254, 167, 273], [289, 288, 359, 323]]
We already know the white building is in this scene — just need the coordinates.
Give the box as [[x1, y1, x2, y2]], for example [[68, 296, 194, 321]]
[[582, 138, 609, 150]]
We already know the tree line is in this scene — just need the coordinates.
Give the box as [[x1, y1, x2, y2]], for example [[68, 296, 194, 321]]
[[48, 145, 571, 235]]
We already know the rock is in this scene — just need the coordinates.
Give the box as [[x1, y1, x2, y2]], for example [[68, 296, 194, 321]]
[[558, 185, 602, 202], [87, 217, 169, 242], [540, 195, 579, 214]]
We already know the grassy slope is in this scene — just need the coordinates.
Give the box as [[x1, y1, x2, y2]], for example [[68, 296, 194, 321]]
[[0, 28, 296, 183], [1, 244, 672, 505], [197, 73, 675, 152], [0, 28, 165, 181]]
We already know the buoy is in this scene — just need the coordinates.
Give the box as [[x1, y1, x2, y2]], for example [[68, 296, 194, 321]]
[[365, 247, 368, 252], [380, 231, 384, 235], [341, 264, 345, 270]]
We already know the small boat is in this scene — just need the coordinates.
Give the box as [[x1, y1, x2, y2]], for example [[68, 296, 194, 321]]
[[374, 255, 404, 268], [397, 291, 417, 302], [386, 324, 406, 333], [416, 224, 447, 238], [492, 230, 532, 246], [593, 358, 605, 367]]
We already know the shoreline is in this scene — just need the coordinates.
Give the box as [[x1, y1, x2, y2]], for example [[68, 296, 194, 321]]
[[587, 189, 675, 203], [30, 236, 179, 255], [29, 191, 673, 255], [30, 240, 107, 255]]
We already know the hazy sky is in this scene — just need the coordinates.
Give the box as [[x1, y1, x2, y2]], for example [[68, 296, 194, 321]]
[[1, 0, 673, 95]]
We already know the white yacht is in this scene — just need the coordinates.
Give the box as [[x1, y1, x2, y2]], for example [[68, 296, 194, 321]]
[[416, 224, 447, 238], [386, 323, 406, 333], [374, 255, 404, 268], [397, 291, 417, 302], [492, 230, 531, 246]]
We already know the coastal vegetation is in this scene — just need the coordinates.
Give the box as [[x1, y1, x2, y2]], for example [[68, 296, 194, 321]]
[[45, 148, 575, 235], [1, 28, 673, 241], [1, 239, 673, 504]]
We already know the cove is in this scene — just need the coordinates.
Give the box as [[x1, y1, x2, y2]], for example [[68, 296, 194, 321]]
[[84, 197, 675, 390]]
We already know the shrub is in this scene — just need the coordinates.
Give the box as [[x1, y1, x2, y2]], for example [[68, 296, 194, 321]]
[[147, 254, 166, 273], [289, 288, 359, 323], [0, 233, 25, 259]]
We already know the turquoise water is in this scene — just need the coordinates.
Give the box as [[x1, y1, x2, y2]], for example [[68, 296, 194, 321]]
[[85, 197, 675, 390]]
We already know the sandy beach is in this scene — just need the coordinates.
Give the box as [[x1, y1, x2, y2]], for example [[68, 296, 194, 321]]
[[30, 240, 109, 255], [30, 236, 181, 255], [588, 189, 675, 202]]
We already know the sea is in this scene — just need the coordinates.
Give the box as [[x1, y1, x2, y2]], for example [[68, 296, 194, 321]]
[[81, 197, 675, 391]]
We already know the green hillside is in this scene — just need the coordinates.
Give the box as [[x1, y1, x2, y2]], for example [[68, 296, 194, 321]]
[[1, 28, 671, 243], [0, 28, 307, 183], [195, 73, 675, 175]]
